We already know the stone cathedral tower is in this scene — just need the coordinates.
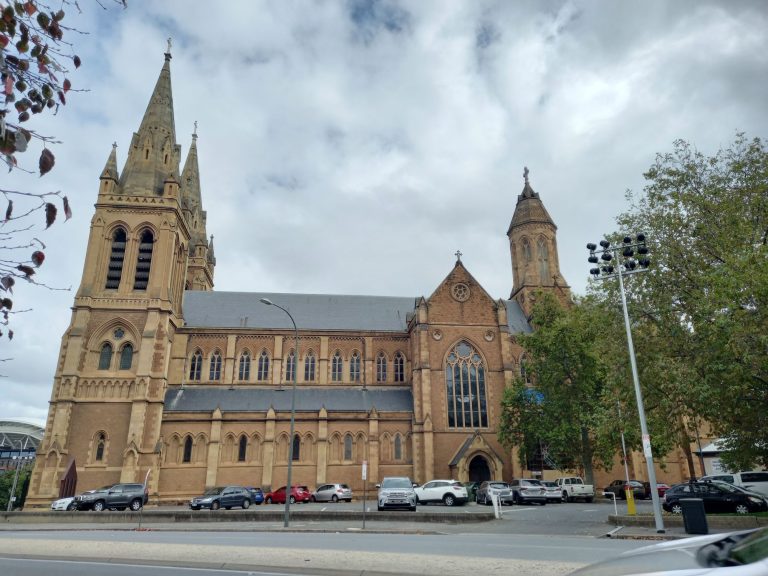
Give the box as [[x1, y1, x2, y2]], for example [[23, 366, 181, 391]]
[[507, 168, 570, 316], [26, 51, 212, 505]]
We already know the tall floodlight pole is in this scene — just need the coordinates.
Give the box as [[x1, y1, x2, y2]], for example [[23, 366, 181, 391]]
[[260, 297, 298, 529], [586, 234, 665, 534]]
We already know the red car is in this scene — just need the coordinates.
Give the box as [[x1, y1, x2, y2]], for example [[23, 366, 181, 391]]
[[264, 485, 311, 504], [643, 481, 671, 498]]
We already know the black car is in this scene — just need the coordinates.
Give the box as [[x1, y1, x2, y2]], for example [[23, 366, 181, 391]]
[[190, 486, 252, 510], [603, 479, 646, 500], [663, 481, 768, 515], [74, 483, 148, 511]]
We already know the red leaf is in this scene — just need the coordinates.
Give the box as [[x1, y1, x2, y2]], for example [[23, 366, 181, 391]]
[[63, 78, 71, 93], [24, 2, 36, 16], [32, 250, 45, 266], [44, 202, 56, 227], [4, 75, 13, 96], [58, 90, 66, 105], [63, 196, 72, 220], [39, 148, 55, 176]]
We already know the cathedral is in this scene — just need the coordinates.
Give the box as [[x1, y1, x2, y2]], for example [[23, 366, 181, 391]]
[[26, 51, 575, 506]]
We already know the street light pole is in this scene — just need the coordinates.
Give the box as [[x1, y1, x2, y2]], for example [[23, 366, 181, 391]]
[[260, 297, 299, 529], [587, 235, 665, 534]]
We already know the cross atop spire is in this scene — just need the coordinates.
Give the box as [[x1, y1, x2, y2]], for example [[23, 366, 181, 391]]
[[523, 166, 529, 184], [165, 37, 172, 61], [193, 120, 198, 139], [455, 249, 462, 262]]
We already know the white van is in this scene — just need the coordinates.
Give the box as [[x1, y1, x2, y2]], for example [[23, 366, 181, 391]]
[[701, 470, 768, 498]]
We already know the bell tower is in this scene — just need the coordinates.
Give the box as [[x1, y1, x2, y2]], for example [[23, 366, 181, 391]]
[[507, 167, 570, 316], [26, 49, 200, 505]]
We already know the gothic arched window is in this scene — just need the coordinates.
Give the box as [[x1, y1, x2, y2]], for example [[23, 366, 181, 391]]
[[291, 434, 301, 461], [394, 433, 402, 461], [285, 350, 295, 382], [331, 351, 343, 382], [376, 352, 387, 383], [394, 352, 405, 383], [304, 350, 316, 381], [257, 350, 270, 381], [445, 340, 488, 428], [209, 351, 222, 381], [95, 432, 106, 461], [537, 237, 550, 284], [238, 351, 251, 381], [119, 343, 133, 370], [105, 227, 126, 290], [133, 229, 154, 291], [238, 435, 247, 462], [98, 343, 113, 370], [344, 433, 353, 461], [183, 436, 193, 463], [522, 237, 532, 263], [189, 350, 202, 381], [350, 351, 361, 382]]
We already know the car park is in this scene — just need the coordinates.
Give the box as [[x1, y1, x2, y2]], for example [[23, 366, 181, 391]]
[[603, 479, 646, 500], [74, 483, 148, 511], [244, 486, 264, 505], [510, 478, 547, 505], [376, 476, 417, 511], [189, 486, 252, 510], [476, 481, 514, 505], [570, 527, 768, 575], [50, 496, 76, 511], [264, 485, 311, 504], [311, 483, 352, 503], [541, 481, 561, 503], [663, 481, 768, 515], [414, 480, 468, 506]]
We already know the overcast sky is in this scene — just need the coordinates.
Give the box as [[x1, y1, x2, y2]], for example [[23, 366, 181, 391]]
[[1, 0, 766, 425]]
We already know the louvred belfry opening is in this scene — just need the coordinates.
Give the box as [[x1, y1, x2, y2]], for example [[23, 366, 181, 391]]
[[105, 228, 127, 289], [133, 230, 154, 290]]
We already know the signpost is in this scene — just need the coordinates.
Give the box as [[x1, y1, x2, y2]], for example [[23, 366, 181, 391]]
[[362, 460, 368, 529]]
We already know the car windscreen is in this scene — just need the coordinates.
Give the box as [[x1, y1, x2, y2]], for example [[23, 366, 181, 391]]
[[204, 487, 224, 495], [524, 480, 542, 486], [489, 482, 509, 489], [381, 478, 412, 489], [543, 482, 557, 487]]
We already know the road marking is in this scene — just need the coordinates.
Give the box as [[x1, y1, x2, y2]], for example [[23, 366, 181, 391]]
[[581, 509, 598, 512], [321, 507, 327, 511]]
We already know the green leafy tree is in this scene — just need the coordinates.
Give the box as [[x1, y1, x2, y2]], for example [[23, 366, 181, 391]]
[[610, 133, 768, 470]]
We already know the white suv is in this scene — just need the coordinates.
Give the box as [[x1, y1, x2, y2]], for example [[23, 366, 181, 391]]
[[414, 480, 468, 506], [377, 477, 417, 511]]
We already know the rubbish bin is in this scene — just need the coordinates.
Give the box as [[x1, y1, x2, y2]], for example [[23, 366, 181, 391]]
[[679, 498, 708, 535]]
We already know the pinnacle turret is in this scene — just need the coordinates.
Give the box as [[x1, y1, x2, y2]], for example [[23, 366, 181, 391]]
[[181, 128, 201, 211], [100, 142, 119, 182]]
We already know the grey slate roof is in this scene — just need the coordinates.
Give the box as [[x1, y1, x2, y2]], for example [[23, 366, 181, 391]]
[[163, 386, 414, 413], [182, 290, 532, 335], [183, 291, 417, 332]]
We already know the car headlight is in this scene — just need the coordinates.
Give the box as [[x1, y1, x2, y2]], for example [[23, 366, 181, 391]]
[[747, 497, 762, 504]]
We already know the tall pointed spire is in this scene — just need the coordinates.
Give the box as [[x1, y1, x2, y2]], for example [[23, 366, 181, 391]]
[[100, 142, 119, 182], [181, 124, 201, 211], [118, 50, 181, 196]]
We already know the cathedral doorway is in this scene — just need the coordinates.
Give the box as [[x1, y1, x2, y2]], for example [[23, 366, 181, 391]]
[[468, 455, 491, 483]]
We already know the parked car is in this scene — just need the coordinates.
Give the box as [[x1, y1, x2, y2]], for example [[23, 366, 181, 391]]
[[642, 481, 671, 498], [414, 480, 468, 506], [189, 486, 252, 510], [603, 479, 646, 500], [541, 481, 562, 503], [244, 486, 264, 505], [570, 527, 768, 575], [555, 476, 595, 503], [700, 471, 768, 498], [663, 481, 768, 515], [50, 496, 76, 511], [311, 483, 352, 503], [708, 481, 768, 506], [376, 476, 417, 511], [264, 485, 311, 504], [74, 483, 148, 511], [476, 481, 514, 506], [510, 479, 547, 505]]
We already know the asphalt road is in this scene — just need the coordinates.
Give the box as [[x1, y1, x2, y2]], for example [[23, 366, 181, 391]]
[[0, 530, 649, 576]]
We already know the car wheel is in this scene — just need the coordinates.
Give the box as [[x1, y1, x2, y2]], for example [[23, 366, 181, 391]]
[[562, 491, 568, 503], [265, 497, 272, 504], [93, 501, 105, 512], [129, 499, 143, 512], [735, 503, 749, 514], [377, 505, 383, 512], [289, 496, 296, 504], [310, 495, 316, 503], [211, 501, 220, 511], [410, 505, 417, 511], [242, 499, 250, 509], [443, 494, 455, 507], [671, 503, 683, 514], [585, 497, 593, 503], [331, 495, 339, 503], [66, 502, 76, 511]]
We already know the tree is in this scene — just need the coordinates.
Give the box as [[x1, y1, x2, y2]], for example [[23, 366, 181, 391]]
[[611, 133, 768, 470], [1, 1, 124, 341]]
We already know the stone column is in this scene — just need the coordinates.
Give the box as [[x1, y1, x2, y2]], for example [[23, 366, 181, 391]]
[[316, 407, 328, 485], [368, 408, 379, 484], [261, 407, 276, 489], [205, 408, 222, 486]]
